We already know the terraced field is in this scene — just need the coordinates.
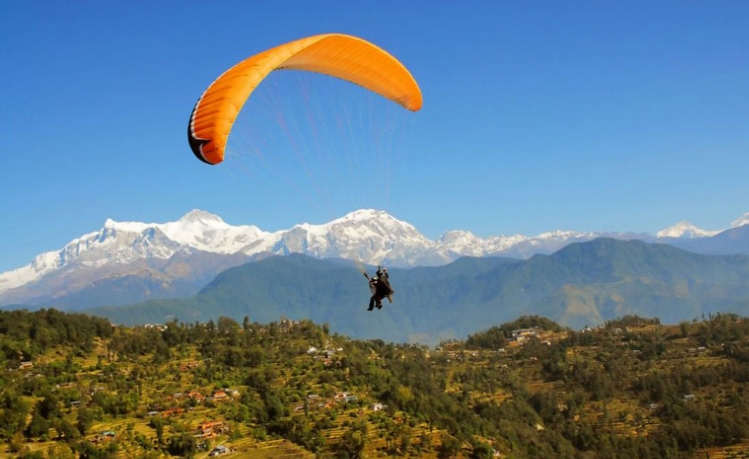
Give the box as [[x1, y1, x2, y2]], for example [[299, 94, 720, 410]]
[[5, 314, 749, 459]]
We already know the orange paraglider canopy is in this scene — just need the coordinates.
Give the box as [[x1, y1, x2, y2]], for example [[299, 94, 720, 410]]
[[188, 33, 422, 165]]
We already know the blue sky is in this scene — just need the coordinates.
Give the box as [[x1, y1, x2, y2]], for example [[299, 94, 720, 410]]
[[2, 1, 748, 273]]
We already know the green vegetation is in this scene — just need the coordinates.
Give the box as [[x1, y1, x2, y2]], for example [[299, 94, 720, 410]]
[[83, 240, 749, 344], [2, 309, 749, 458]]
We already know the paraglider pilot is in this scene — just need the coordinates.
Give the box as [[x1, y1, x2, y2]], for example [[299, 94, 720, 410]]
[[364, 266, 394, 311]]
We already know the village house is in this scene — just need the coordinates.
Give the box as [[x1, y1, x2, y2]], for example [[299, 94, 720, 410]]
[[93, 431, 116, 444], [195, 420, 226, 439], [188, 391, 205, 403], [209, 390, 229, 402], [209, 444, 232, 457], [511, 328, 538, 344], [161, 407, 185, 418]]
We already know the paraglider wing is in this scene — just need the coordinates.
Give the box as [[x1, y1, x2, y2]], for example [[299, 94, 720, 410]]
[[188, 33, 423, 165]]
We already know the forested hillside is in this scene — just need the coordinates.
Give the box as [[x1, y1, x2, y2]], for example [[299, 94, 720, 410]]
[[2, 309, 749, 458]]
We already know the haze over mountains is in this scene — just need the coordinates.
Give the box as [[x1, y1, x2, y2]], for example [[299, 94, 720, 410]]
[[85, 238, 749, 344], [3, 209, 749, 342]]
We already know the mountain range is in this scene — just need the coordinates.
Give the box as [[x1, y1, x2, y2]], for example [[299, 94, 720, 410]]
[[84, 238, 749, 344], [2, 209, 749, 333]]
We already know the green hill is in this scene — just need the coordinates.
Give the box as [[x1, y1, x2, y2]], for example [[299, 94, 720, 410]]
[[83, 238, 749, 344], [4, 309, 749, 459]]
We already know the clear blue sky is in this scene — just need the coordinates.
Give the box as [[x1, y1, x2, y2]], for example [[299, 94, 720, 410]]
[[2, 1, 748, 273]]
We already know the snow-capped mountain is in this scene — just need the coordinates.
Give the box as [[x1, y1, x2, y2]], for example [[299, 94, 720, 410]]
[[0, 209, 594, 307], [1, 208, 748, 309], [656, 220, 720, 239], [272, 209, 441, 265], [731, 212, 749, 229], [0, 210, 273, 293]]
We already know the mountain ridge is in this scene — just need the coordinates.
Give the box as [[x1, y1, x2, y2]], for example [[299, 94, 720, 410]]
[[2, 208, 748, 310], [83, 238, 749, 344]]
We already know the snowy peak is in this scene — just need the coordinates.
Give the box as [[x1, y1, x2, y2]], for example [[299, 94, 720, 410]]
[[0, 210, 270, 293], [326, 209, 420, 235], [158, 210, 269, 253], [731, 212, 749, 229], [437, 231, 488, 257], [103, 218, 150, 233], [287, 209, 428, 246], [275, 209, 434, 265], [3, 208, 749, 303], [335, 208, 387, 223], [657, 220, 719, 239], [438, 230, 481, 244], [1, 209, 436, 295], [178, 209, 227, 226]]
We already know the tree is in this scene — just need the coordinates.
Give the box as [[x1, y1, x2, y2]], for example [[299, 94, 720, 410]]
[[16, 450, 45, 459], [37, 392, 61, 420], [76, 406, 96, 436], [217, 316, 240, 336], [466, 326, 508, 350], [680, 321, 690, 338], [24, 412, 49, 439], [73, 440, 117, 459], [438, 434, 462, 459], [46, 444, 76, 459], [262, 393, 286, 423], [336, 421, 367, 459], [0, 390, 29, 439], [470, 441, 494, 459], [419, 431, 433, 453], [148, 416, 165, 444], [55, 418, 81, 442], [167, 432, 197, 458], [152, 339, 171, 364]]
